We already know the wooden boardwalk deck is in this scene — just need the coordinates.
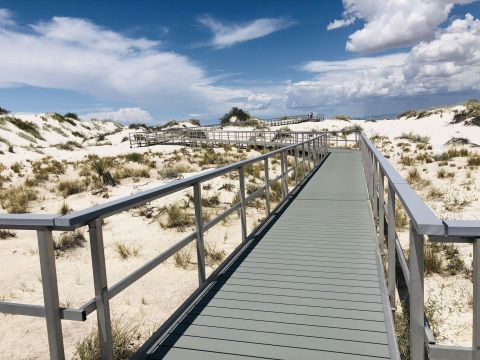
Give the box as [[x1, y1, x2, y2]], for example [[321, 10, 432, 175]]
[[145, 150, 398, 359]]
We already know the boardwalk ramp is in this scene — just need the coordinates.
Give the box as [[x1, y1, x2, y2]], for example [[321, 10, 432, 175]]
[[144, 150, 398, 359]]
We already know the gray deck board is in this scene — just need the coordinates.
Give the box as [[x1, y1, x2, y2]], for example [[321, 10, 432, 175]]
[[147, 151, 396, 359]]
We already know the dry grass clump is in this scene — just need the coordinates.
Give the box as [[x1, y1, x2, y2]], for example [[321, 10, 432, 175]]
[[426, 187, 444, 200], [219, 183, 235, 192], [423, 242, 466, 276], [115, 242, 140, 259], [399, 155, 415, 166], [247, 183, 262, 196], [397, 132, 430, 144], [58, 179, 88, 197], [113, 166, 150, 180], [340, 124, 363, 135], [436, 168, 455, 179], [334, 114, 351, 121], [395, 302, 410, 360], [124, 152, 144, 163], [158, 164, 192, 179], [269, 181, 283, 202], [201, 195, 220, 207], [425, 242, 443, 275], [199, 148, 229, 167], [406, 168, 431, 188], [59, 202, 72, 215], [54, 230, 86, 253], [32, 157, 66, 181], [467, 156, 480, 166], [433, 148, 470, 161], [0, 229, 16, 239], [7, 117, 45, 140], [163, 204, 195, 231], [73, 319, 141, 360], [415, 152, 433, 163], [244, 163, 264, 180], [445, 197, 470, 212], [0, 186, 38, 213], [174, 248, 192, 269], [204, 242, 226, 266], [10, 162, 23, 174], [55, 141, 83, 151], [395, 201, 408, 231]]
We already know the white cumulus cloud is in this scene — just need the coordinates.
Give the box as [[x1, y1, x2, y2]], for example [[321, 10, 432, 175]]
[[81, 107, 153, 123], [198, 15, 295, 48], [0, 12, 276, 117], [287, 14, 480, 109], [328, 0, 477, 52]]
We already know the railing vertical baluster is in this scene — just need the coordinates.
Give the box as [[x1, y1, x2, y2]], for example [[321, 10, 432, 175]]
[[410, 223, 425, 360], [264, 158, 271, 216], [37, 228, 65, 360], [373, 158, 379, 224], [239, 167, 247, 243], [193, 183, 206, 285], [307, 142, 312, 171], [473, 238, 480, 360], [301, 143, 306, 179], [367, 150, 374, 203], [88, 219, 113, 360], [294, 146, 299, 186], [387, 182, 396, 306], [378, 168, 385, 251], [280, 151, 288, 199]]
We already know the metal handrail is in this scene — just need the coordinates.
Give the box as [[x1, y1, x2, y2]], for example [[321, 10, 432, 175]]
[[129, 129, 357, 149], [0, 132, 332, 360], [359, 132, 480, 360]]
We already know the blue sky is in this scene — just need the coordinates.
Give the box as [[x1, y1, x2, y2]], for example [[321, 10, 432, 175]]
[[0, 0, 479, 124]]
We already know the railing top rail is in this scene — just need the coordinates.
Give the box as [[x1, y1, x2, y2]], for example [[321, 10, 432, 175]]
[[0, 214, 56, 229], [0, 134, 327, 231]]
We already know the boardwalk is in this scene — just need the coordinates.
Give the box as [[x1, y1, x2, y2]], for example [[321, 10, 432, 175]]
[[145, 151, 398, 359]]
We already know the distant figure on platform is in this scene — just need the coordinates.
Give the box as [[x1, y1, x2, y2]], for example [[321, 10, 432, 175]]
[[309, 112, 314, 119]]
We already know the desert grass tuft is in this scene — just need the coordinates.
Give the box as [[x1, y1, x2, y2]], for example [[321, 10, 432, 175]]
[[0, 186, 38, 213], [115, 242, 140, 259], [174, 249, 192, 269], [54, 230, 86, 253], [0, 229, 16, 239], [163, 204, 195, 231], [73, 318, 142, 360], [204, 242, 226, 266]]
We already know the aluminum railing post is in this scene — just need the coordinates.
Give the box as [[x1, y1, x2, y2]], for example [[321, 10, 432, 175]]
[[88, 219, 113, 360], [193, 183, 206, 285], [37, 229, 65, 360], [410, 224, 425, 360], [387, 182, 396, 306], [301, 143, 306, 180], [378, 168, 385, 252], [294, 146, 299, 186], [473, 238, 480, 360], [264, 158, 271, 216], [280, 151, 288, 199], [373, 158, 379, 224], [239, 167, 247, 243]]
